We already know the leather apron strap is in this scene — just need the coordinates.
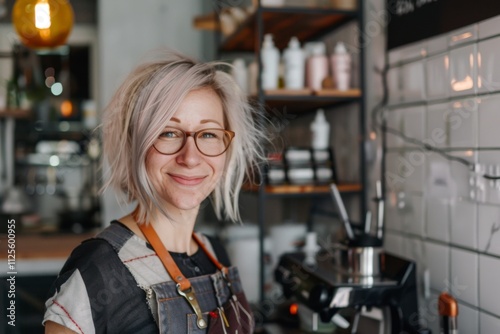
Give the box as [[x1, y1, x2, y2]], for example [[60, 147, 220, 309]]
[[192, 233, 229, 277], [139, 222, 192, 291], [138, 222, 230, 329]]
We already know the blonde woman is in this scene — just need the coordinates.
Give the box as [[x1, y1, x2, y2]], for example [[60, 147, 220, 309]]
[[44, 51, 267, 334]]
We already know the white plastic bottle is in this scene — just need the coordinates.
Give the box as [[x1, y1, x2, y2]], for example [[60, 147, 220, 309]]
[[261, 0, 285, 6], [283, 36, 305, 90], [82, 100, 98, 130], [247, 60, 259, 96], [231, 58, 248, 94], [310, 109, 330, 149], [260, 34, 280, 90], [303, 231, 320, 266], [331, 42, 351, 91], [306, 42, 329, 91]]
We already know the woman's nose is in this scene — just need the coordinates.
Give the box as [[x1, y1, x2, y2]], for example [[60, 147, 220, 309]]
[[176, 136, 201, 166]]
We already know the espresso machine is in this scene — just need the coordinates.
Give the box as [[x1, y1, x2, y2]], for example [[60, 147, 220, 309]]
[[274, 183, 431, 334]]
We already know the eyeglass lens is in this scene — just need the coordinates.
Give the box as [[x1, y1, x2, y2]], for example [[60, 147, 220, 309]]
[[155, 128, 232, 156]]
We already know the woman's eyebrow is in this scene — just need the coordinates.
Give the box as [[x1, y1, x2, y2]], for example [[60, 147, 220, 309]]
[[200, 119, 223, 127], [168, 118, 223, 127]]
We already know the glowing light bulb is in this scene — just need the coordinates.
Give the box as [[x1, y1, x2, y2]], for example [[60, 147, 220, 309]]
[[60, 100, 73, 117], [34, 0, 50, 29], [12, 0, 74, 49]]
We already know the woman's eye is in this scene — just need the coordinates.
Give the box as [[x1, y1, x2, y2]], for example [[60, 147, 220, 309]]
[[159, 132, 174, 138], [160, 130, 181, 138], [201, 132, 217, 138]]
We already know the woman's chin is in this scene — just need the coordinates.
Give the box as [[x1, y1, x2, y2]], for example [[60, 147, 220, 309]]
[[167, 196, 204, 212]]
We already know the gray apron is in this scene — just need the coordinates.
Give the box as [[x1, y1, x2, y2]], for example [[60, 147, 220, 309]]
[[98, 223, 254, 333], [151, 266, 254, 333]]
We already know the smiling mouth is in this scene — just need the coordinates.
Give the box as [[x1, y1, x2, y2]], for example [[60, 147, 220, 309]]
[[169, 174, 206, 186]]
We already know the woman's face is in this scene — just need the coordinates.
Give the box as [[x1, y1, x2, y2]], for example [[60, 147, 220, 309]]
[[146, 88, 228, 213]]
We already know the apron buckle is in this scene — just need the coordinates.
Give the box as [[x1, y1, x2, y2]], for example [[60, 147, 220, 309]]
[[176, 284, 207, 329]]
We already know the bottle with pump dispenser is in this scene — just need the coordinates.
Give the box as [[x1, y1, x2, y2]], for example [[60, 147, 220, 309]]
[[261, 34, 280, 90], [305, 42, 329, 91], [231, 58, 248, 95], [310, 109, 330, 150], [283, 36, 305, 90], [331, 42, 351, 91]]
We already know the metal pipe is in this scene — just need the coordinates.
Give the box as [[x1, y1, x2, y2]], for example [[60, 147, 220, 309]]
[[330, 183, 355, 240], [364, 210, 372, 235], [376, 180, 385, 240]]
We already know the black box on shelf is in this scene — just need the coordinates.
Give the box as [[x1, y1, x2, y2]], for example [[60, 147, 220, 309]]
[[265, 147, 338, 185], [266, 152, 286, 185]]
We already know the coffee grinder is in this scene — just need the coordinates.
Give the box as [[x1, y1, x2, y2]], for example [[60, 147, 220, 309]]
[[274, 183, 431, 333]]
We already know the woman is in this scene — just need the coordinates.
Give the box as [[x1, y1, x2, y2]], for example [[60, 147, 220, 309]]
[[43, 51, 267, 333]]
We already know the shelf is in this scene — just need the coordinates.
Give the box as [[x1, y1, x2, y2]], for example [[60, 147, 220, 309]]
[[193, 12, 218, 31], [243, 182, 362, 196], [264, 88, 361, 97], [27, 121, 93, 142], [17, 153, 91, 168], [259, 88, 361, 113], [0, 108, 33, 119], [220, 6, 358, 52], [313, 88, 361, 97]]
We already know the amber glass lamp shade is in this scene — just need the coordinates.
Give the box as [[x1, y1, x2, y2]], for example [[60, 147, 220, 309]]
[[12, 0, 74, 49]]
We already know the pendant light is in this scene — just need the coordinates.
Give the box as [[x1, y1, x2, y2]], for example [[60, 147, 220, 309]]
[[12, 0, 74, 49]]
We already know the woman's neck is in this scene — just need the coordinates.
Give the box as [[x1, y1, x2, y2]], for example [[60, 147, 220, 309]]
[[121, 206, 199, 255], [151, 213, 198, 254]]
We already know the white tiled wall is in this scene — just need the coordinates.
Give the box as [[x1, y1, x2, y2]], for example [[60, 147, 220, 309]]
[[385, 14, 500, 332], [425, 54, 450, 101], [478, 37, 500, 93], [478, 94, 500, 146], [450, 199, 478, 249], [458, 303, 479, 334], [480, 311, 500, 334], [449, 44, 477, 97], [424, 241, 449, 293], [426, 197, 449, 242]]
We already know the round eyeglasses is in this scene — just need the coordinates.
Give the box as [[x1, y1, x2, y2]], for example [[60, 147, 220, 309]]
[[153, 127, 235, 157]]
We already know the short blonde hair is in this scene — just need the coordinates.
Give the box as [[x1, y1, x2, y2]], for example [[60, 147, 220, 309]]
[[101, 51, 267, 223]]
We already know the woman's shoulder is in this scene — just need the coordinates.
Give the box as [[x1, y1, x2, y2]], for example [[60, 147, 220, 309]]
[[61, 238, 116, 271], [56, 221, 139, 283], [45, 233, 156, 334], [61, 223, 126, 267]]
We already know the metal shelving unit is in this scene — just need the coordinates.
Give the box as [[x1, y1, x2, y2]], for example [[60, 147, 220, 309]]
[[210, 0, 367, 305]]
